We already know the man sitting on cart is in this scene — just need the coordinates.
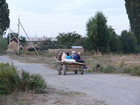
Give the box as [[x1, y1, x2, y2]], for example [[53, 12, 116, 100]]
[[73, 52, 84, 63]]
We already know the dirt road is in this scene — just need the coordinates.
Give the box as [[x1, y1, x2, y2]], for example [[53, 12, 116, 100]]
[[0, 55, 140, 105]]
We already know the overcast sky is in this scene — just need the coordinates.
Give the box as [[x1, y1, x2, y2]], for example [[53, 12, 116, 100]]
[[6, 0, 129, 38]]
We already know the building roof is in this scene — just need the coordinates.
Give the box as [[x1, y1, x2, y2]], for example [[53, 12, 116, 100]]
[[71, 46, 83, 49], [26, 37, 45, 41], [26, 37, 57, 41]]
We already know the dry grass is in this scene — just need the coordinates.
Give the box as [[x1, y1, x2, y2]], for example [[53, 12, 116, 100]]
[[10, 53, 140, 75], [8, 52, 140, 76], [82, 54, 140, 75], [0, 92, 34, 105]]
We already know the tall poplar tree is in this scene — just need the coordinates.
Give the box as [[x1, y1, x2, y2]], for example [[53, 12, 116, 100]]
[[86, 11, 110, 53], [119, 30, 137, 53], [0, 0, 10, 36], [125, 0, 140, 45]]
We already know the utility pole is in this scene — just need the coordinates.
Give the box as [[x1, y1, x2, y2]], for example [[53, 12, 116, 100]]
[[16, 17, 39, 56], [18, 16, 20, 55], [8, 28, 11, 44], [19, 21, 40, 56]]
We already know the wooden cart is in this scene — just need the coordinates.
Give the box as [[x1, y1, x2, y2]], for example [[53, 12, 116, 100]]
[[54, 56, 85, 75]]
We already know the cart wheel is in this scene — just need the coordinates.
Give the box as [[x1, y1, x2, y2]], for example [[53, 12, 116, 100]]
[[80, 66, 84, 75], [74, 70, 78, 74], [58, 65, 61, 75], [62, 65, 67, 75]]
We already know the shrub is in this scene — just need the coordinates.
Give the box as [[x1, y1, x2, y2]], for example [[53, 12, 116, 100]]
[[130, 65, 140, 76], [0, 37, 8, 54], [121, 67, 131, 73], [102, 65, 115, 73], [0, 63, 20, 94], [121, 66, 140, 76], [0, 63, 47, 95], [26, 73, 47, 92], [119, 59, 125, 68]]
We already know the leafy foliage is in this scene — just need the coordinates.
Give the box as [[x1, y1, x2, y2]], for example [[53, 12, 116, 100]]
[[86, 11, 112, 53], [56, 31, 82, 48], [39, 37, 58, 50], [0, 63, 47, 95], [108, 26, 119, 53], [125, 0, 140, 45], [7, 32, 27, 45], [0, 37, 8, 54], [73, 37, 90, 51], [0, 0, 10, 36], [130, 66, 140, 76], [119, 30, 137, 53], [102, 65, 116, 73], [122, 65, 140, 76]]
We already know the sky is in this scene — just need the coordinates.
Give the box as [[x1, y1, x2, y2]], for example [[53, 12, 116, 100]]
[[6, 0, 130, 38]]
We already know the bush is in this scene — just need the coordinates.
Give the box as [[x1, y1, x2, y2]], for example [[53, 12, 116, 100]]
[[130, 66, 140, 76], [0, 37, 8, 54], [121, 67, 131, 73], [119, 59, 125, 68], [0, 63, 47, 95], [23, 72, 47, 92], [0, 63, 20, 94], [121, 65, 140, 76], [102, 65, 116, 73]]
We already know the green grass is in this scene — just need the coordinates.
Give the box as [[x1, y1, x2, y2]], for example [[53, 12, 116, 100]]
[[122, 65, 140, 76], [102, 65, 116, 73]]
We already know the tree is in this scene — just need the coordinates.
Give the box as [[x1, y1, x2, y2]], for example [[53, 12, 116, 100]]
[[124, 0, 140, 45], [39, 37, 58, 50], [108, 26, 119, 53], [86, 11, 111, 53], [7, 32, 27, 45], [56, 32, 82, 48], [119, 30, 137, 53], [0, 37, 8, 53], [73, 37, 89, 51], [0, 0, 10, 36]]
